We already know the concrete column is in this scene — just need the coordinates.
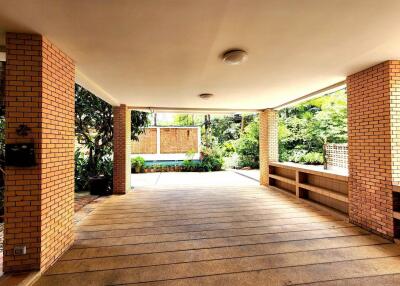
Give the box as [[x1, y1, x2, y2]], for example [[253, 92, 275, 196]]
[[4, 33, 75, 272], [113, 105, 131, 194], [347, 60, 400, 239], [259, 109, 279, 186]]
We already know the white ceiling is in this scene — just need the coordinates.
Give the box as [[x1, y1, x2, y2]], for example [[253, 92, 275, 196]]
[[0, 0, 400, 109]]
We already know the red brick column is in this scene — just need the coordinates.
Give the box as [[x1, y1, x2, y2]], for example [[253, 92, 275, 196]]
[[4, 33, 75, 272], [113, 105, 131, 194], [259, 109, 279, 186], [347, 60, 400, 239]]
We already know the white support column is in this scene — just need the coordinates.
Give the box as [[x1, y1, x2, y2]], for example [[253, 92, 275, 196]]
[[156, 127, 161, 154], [259, 109, 279, 186]]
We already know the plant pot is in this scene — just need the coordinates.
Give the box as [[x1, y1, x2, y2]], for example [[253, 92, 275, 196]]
[[135, 166, 142, 173], [89, 175, 111, 196]]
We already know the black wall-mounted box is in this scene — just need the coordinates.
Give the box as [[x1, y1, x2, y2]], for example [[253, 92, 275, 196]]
[[5, 143, 36, 167]]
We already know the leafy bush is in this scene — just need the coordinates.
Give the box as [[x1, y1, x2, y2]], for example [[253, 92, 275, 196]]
[[182, 159, 196, 171], [75, 84, 149, 193], [222, 140, 236, 157], [131, 156, 145, 173], [182, 147, 224, 172], [182, 150, 197, 171], [300, 152, 324, 165], [236, 118, 259, 168], [75, 149, 113, 192], [200, 147, 224, 171], [75, 149, 89, 192], [287, 149, 307, 163]]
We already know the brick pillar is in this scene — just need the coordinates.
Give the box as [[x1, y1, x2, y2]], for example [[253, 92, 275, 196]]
[[347, 60, 400, 239], [4, 33, 75, 272], [113, 105, 131, 194], [259, 109, 279, 186]]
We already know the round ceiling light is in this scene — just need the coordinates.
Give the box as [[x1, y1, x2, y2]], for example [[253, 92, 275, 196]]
[[199, 93, 214, 100], [222, 49, 248, 65]]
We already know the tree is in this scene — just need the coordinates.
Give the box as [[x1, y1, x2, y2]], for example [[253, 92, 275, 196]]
[[131, 111, 150, 141], [172, 113, 205, 126], [75, 84, 113, 177], [210, 116, 241, 144], [75, 84, 149, 192], [236, 116, 260, 168]]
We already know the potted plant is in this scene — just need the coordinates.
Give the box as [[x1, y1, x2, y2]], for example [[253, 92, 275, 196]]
[[131, 156, 145, 173], [88, 156, 113, 196]]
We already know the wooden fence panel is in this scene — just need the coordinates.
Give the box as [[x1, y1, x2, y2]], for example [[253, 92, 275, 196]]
[[131, 128, 157, 154], [160, 128, 198, 154]]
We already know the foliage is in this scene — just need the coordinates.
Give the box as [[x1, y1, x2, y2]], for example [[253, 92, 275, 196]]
[[210, 116, 241, 144], [236, 117, 260, 168], [200, 147, 224, 171], [278, 89, 347, 165], [75, 84, 113, 179], [131, 156, 145, 173], [173, 114, 196, 126], [131, 112, 150, 141], [301, 152, 324, 165], [182, 159, 200, 171], [182, 147, 224, 172], [221, 140, 236, 157], [75, 84, 150, 192], [75, 149, 90, 192]]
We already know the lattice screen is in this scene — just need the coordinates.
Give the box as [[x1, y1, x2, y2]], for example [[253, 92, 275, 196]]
[[325, 143, 348, 169]]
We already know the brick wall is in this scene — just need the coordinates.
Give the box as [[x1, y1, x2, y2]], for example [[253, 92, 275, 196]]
[[259, 109, 278, 186], [347, 61, 400, 239], [113, 105, 131, 194], [4, 33, 75, 272]]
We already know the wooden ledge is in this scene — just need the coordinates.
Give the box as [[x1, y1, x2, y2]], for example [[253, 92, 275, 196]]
[[299, 183, 348, 203], [268, 174, 296, 185]]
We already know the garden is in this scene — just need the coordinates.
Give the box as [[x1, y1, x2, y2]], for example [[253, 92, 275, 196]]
[[130, 112, 260, 174], [278, 89, 347, 165]]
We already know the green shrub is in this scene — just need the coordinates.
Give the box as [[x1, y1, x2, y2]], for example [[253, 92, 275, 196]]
[[75, 149, 89, 192], [236, 119, 259, 168], [200, 147, 224, 171], [300, 152, 324, 165], [287, 149, 307, 163], [222, 140, 236, 157], [182, 150, 196, 171], [183, 159, 194, 170], [75, 149, 113, 193], [131, 156, 145, 173]]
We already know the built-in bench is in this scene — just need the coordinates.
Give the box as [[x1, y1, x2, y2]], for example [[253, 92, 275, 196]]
[[268, 162, 349, 215]]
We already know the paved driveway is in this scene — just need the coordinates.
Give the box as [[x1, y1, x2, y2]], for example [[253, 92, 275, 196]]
[[33, 171, 400, 286], [131, 170, 259, 187]]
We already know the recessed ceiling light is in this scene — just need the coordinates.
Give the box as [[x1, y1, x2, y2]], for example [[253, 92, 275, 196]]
[[199, 93, 214, 99], [222, 49, 248, 65]]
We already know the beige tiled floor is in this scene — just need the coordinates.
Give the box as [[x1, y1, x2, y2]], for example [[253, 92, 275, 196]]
[[34, 173, 400, 285]]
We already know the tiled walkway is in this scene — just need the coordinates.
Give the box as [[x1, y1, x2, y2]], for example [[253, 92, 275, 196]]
[[34, 173, 400, 285]]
